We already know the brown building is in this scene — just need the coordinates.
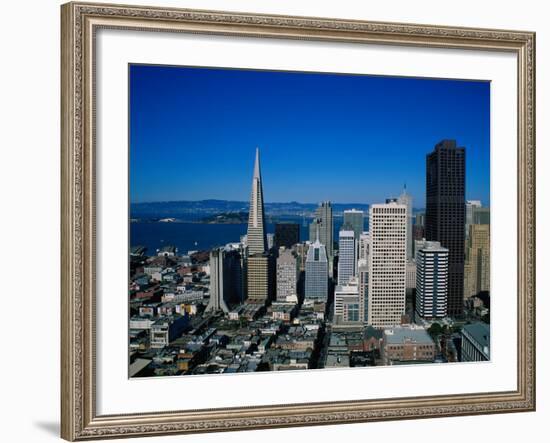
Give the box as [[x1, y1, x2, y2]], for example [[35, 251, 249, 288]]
[[382, 325, 436, 365]]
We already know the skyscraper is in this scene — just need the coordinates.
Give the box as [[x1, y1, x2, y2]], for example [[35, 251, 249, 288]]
[[247, 254, 273, 302], [206, 248, 230, 313], [416, 244, 449, 319], [464, 224, 490, 299], [425, 139, 466, 318], [357, 258, 369, 323], [343, 209, 364, 240], [276, 248, 298, 302], [368, 202, 407, 327], [274, 223, 300, 250], [305, 238, 328, 301], [246, 148, 268, 255], [206, 247, 244, 313], [337, 229, 356, 285], [245, 148, 273, 303], [397, 185, 414, 260], [358, 232, 370, 262], [465, 200, 482, 237], [309, 201, 334, 265]]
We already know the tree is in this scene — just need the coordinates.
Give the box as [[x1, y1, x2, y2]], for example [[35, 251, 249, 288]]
[[428, 322, 442, 337]]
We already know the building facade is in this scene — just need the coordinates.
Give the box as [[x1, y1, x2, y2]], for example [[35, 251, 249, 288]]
[[343, 209, 364, 239], [305, 239, 329, 301], [464, 223, 490, 299], [368, 202, 407, 328], [309, 201, 334, 269], [246, 148, 268, 255], [333, 277, 361, 325], [415, 244, 449, 319], [425, 139, 466, 318], [276, 248, 298, 302], [246, 253, 273, 302], [337, 229, 356, 285], [382, 325, 436, 365], [397, 185, 414, 260], [461, 322, 490, 361]]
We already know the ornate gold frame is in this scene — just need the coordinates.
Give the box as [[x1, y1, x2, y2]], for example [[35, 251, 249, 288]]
[[61, 2, 536, 440]]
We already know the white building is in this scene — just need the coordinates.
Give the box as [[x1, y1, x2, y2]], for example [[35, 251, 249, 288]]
[[333, 277, 360, 325], [416, 244, 449, 319], [368, 202, 407, 328], [406, 260, 417, 290], [357, 258, 369, 323], [358, 231, 370, 262], [337, 229, 356, 285], [397, 186, 414, 260], [276, 248, 298, 302]]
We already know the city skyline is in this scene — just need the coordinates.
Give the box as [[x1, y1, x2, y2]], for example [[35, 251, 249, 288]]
[[130, 64, 490, 207]]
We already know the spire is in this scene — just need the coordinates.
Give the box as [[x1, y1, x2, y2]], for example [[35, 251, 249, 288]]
[[247, 147, 267, 254], [253, 147, 261, 179]]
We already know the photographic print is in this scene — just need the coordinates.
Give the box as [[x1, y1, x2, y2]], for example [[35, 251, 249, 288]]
[[128, 64, 491, 378]]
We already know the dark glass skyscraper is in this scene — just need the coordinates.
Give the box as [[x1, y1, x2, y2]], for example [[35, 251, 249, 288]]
[[274, 223, 300, 250], [425, 139, 465, 318]]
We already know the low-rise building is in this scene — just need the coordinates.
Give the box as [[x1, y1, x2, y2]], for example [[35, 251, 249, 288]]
[[382, 325, 436, 365], [461, 322, 490, 362]]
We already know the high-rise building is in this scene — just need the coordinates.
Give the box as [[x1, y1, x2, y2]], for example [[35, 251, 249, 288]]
[[464, 224, 490, 299], [206, 248, 243, 313], [247, 254, 273, 302], [416, 244, 449, 319], [473, 206, 490, 225], [414, 239, 442, 261], [245, 148, 274, 303], [425, 139, 466, 318], [246, 148, 268, 255], [276, 248, 298, 302], [343, 209, 364, 240], [333, 277, 360, 325], [274, 223, 300, 250], [305, 238, 328, 301], [465, 200, 482, 236], [309, 201, 334, 265], [358, 232, 370, 262], [357, 258, 369, 323], [368, 202, 407, 328], [206, 248, 230, 313], [406, 260, 417, 290], [337, 229, 356, 285], [397, 185, 414, 260]]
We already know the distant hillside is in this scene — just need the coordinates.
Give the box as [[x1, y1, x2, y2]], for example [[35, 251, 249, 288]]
[[130, 200, 372, 220]]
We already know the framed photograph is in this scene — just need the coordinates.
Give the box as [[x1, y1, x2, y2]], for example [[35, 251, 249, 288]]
[[61, 1, 536, 440]]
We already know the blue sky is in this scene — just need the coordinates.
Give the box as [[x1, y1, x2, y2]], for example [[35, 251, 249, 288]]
[[130, 64, 490, 207]]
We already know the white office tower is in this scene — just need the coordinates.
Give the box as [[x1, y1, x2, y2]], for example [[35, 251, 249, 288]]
[[205, 248, 230, 313], [338, 229, 356, 285], [416, 244, 449, 319], [334, 277, 360, 325], [368, 202, 407, 328], [276, 248, 298, 302], [357, 258, 369, 323], [358, 232, 371, 261], [246, 148, 268, 255], [305, 238, 328, 301], [397, 185, 414, 260]]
